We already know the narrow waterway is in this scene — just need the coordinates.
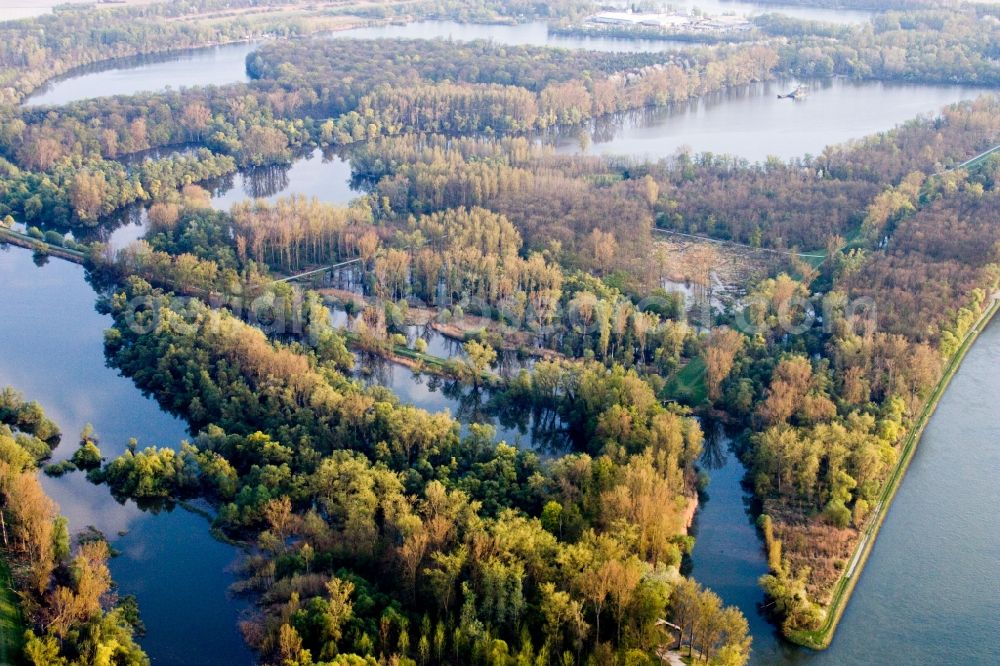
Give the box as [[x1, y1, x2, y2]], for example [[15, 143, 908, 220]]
[[0, 246, 253, 666], [691, 317, 1000, 664], [689, 427, 802, 664], [337, 305, 557, 452], [355, 353, 557, 451]]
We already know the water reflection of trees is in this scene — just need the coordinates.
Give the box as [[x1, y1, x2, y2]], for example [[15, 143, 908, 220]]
[[242, 163, 292, 199], [699, 417, 728, 471], [118, 144, 198, 172], [354, 352, 569, 454], [548, 78, 848, 153], [491, 398, 571, 455], [354, 352, 394, 388], [696, 419, 763, 519], [203, 173, 236, 199]]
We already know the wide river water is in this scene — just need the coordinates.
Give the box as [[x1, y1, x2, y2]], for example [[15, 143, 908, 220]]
[[2, 13, 999, 666], [553, 78, 994, 163]]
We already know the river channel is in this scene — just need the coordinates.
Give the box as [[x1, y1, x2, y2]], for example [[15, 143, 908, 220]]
[[0, 247, 254, 665]]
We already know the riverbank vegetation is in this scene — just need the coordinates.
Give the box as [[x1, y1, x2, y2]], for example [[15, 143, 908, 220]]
[[0, 388, 148, 665], [698, 99, 1000, 637], [94, 277, 750, 664]]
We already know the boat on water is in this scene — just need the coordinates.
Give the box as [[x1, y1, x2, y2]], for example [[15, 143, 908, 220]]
[[778, 84, 808, 99]]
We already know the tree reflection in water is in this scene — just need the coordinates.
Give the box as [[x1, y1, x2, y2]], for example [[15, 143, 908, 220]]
[[354, 351, 570, 455]]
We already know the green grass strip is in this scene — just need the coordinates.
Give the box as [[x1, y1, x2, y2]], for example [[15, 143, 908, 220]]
[[0, 555, 24, 664], [665, 356, 708, 405]]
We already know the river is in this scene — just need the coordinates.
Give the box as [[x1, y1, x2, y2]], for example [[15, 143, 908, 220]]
[[0, 247, 254, 665], [692, 316, 1000, 665], [23, 42, 257, 108]]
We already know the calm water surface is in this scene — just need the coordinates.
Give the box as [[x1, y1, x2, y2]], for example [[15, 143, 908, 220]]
[[677, 0, 872, 24], [555, 79, 996, 162], [692, 318, 1000, 664], [810, 316, 1000, 664], [332, 304, 555, 451], [100, 148, 362, 250], [689, 429, 793, 663], [210, 148, 361, 211], [0, 247, 253, 666], [356, 353, 550, 450], [23, 41, 257, 107], [337, 20, 697, 52]]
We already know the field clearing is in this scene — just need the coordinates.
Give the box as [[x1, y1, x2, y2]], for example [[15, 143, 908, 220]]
[[652, 234, 777, 292]]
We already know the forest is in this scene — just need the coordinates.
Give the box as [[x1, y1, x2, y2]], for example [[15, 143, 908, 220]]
[[68, 95, 1000, 662], [89, 93, 1000, 661], [1, 0, 1000, 664], [93, 276, 751, 665]]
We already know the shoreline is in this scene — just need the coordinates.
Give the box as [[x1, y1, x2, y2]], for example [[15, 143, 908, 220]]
[[788, 295, 1000, 649], [17, 14, 385, 105], [0, 227, 87, 263]]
